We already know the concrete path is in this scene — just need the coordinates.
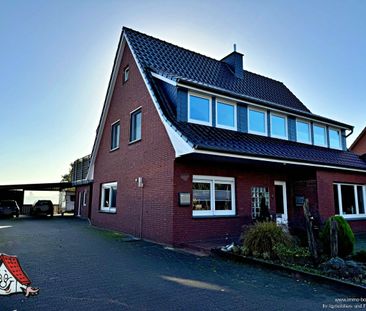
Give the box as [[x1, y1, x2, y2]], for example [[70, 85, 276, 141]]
[[0, 216, 361, 310]]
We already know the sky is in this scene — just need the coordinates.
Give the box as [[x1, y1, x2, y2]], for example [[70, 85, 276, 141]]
[[0, 0, 365, 184]]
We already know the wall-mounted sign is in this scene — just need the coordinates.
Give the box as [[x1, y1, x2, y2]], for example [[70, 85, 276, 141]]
[[178, 192, 191, 207], [295, 196, 305, 207]]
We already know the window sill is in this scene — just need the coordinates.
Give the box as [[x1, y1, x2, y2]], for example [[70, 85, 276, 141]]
[[188, 119, 212, 127], [248, 130, 267, 137], [192, 215, 237, 219], [99, 210, 117, 214], [129, 138, 141, 145], [110, 147, 119, 152]]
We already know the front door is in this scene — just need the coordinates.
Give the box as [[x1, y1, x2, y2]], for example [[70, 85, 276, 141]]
[[274, 181, 288, 225]]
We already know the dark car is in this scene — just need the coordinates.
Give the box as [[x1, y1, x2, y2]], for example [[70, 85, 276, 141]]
[[0, 200, 20, 218], [31, 200, 54, 217]]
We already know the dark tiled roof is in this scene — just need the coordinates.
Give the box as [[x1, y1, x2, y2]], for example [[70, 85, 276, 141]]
[[125, 28, 366, 171], [148, 74, 366, 171], [124, 27, 310, 113], [176, 122, 366, 170]]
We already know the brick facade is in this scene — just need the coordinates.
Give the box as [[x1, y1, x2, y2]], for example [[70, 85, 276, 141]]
[[351, 129, 366, 156], [90, 44, 175, 244], [172, 158, 318, 245], [88, 38, 366, 245], [316, 169, 366, 232]]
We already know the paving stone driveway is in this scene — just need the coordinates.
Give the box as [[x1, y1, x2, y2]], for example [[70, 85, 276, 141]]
[[0, 216, 362, 310]]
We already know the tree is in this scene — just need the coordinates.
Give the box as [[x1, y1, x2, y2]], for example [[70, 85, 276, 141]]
[[61, 163, 73, 182]]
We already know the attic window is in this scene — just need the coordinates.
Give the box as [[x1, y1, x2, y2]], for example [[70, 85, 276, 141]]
[[296, 120, 311, 144], [123, 66, 130, 83], [188, 93, 212, 126], [216, 100, 237, 130], [329, 128, 341, 149], [248, 108, 267, 136]]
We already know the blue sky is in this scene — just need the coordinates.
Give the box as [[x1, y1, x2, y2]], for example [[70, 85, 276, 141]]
[[0, 0, 365, 184]]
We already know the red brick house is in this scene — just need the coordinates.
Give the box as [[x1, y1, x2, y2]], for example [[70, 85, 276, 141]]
[[350, 127, 366, 156], [77, 27, 366, 246]]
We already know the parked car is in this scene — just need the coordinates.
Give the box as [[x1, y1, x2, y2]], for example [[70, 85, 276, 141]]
[[0, 200, 20, 218], [31, 200, 54, 217]]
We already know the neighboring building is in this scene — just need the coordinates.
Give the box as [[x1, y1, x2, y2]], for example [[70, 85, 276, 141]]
[[58, 190, 75, 215], [71, 155, 92, 218], [83, 27, 366, 246], [350, 127, 366, 156]]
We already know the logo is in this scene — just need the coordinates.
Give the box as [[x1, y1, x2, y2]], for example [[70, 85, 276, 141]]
[[0, 254, 39, 297]]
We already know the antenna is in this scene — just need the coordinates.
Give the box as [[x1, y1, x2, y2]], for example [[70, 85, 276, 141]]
[[233, 43, 237, 52]]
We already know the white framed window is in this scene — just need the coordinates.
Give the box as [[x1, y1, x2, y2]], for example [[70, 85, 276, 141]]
[[248, 107, 267, 135], [251, 187, 270, 219], [130, 108, 142, 143], [111, 120, 120, 150], [296, 119, 311, 144], [188, 92, 212, 126], [313, 124, 327, 147], [270, 113, 287, 139], [192, 175, 235, 217], [100, 182, 117, 213], [216, 100, 237, 130], [123, 66, 130, 83], [334, 183, 366, 219], [83, 190, 87, 206], [329, 128, 342, 149]]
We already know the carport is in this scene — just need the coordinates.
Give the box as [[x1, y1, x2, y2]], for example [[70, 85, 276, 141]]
[[0, 182, 72, 214]]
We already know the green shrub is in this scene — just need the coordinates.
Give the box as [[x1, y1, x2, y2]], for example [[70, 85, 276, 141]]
[[352, 250, 366, 262], [320, 215, 355, 258], [273, 244, 311, 264], [243, 221, 292, 259]]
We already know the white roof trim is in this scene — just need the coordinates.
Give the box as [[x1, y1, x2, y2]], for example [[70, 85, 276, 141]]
[[124, 34, 194, 157], [87, 32, 194, 180], [192, 149, 366, 173], [150, 72, 177, 86], [86, 35, 126, 180]]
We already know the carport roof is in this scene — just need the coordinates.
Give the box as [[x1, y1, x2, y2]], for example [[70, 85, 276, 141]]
[[0, 182, 72, 191]]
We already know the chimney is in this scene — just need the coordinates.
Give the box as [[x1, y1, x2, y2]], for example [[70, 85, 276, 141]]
[[221, 44, 244, 79]]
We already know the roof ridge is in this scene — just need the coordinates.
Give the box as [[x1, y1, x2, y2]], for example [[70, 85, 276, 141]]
[[123, 27, 295, 87], [123, 27, 222, 64]]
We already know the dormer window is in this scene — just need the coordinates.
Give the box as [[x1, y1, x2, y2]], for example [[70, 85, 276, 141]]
[[329, 128, 341, 149], [270, 113, 287, 139], [313, 124, 327, 147], [188, 93, 212, 126], [216, 100, 236, 130], [296, 120, 311, 144], [123, 66, 130, 83], [248, 108, 267, 135]]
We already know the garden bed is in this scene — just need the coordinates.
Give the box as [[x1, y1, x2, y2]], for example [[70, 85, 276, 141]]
[[211, 248, 366, 293]]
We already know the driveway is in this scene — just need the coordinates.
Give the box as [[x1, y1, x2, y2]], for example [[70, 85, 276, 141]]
[[0, 216, 361, 310]]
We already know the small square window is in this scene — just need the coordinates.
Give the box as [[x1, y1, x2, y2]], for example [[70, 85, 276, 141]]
[[188, 93, 211, 126], [248, 108, 267, 135], [100, 182, 117, 213], [313, 124, 327, 147], [329, 128, 341, 149], [296, 120, 311, 144], [270, 113, 287, 139], [216, 101, 236, 130], [111, 121, 120, 150], [123, 66, 130, 83], [130, 109, 142, 142]]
